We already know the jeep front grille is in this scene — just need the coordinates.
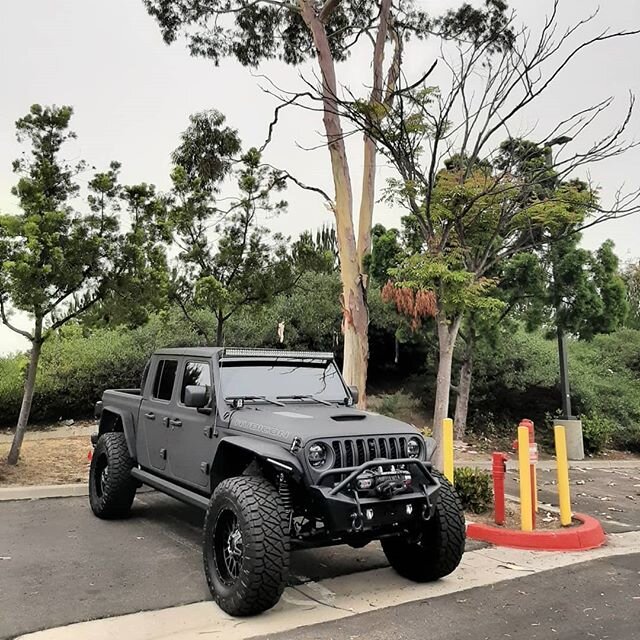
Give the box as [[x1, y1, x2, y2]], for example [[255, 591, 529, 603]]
[[331, 436, 408, 469]]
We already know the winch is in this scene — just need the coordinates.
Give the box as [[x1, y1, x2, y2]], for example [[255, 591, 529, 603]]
[[354, 465, 412, 498]]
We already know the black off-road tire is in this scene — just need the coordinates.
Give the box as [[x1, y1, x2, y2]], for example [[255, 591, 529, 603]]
[[203, 476, 290, 616], [382, 469, 465, 581], [89, 433, 137, 519]]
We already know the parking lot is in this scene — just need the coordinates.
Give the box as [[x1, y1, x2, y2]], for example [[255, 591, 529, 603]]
[[2, 463, 638, 640], [0, 492, 487, 639]]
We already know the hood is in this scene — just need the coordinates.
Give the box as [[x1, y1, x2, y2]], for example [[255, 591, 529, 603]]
[[227, 403, 418, 446]]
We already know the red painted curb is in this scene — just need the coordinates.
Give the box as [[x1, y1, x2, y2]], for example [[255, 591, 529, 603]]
[[467, 513, 606, 551]]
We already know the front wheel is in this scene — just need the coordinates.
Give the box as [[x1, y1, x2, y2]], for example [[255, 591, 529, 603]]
[[89, 433, 137, 519], [382, 469, 465, 581], [203, 476, 290, 616]]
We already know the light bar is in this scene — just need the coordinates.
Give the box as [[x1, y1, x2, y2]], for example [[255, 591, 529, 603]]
[[221, 348, 335, 360]]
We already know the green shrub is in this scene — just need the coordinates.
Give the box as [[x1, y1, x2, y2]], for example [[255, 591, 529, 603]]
[[469, 326, 640, 452], [368, 391, 429, 430], [0, 310, 207, 427], [453, 466, 493, 514], [580, 413, 616, 454]]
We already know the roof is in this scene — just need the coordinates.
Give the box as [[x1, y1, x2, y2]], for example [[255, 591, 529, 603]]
[[153, 347, 335, 360]]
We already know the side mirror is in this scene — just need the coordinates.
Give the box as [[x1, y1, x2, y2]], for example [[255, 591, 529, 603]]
[[348, 385, 359, 406], [184, 385, 210, 409]]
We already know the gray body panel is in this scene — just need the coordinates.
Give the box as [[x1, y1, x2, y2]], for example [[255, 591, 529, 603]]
[[228, 404, 419, 447], [98, 348, 425, 499]]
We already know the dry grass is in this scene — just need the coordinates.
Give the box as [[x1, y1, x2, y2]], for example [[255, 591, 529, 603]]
[[0, 436, 91, 486]]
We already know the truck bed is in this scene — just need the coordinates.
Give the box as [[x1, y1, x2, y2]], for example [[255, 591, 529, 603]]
[[102, 388, 144, 415]]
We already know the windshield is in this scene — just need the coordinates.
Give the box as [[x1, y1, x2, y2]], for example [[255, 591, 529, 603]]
[[220, 360, 347, 404]]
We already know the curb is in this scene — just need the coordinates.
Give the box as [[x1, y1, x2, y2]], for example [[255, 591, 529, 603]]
[[466, 512, 606, 551], [0, 484, 88, 502]]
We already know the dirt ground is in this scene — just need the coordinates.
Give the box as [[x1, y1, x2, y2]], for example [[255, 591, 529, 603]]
[[0, 436, 91, 486]]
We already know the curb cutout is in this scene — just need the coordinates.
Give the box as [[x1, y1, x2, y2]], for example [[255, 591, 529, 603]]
[[467, 513, 606, 551]]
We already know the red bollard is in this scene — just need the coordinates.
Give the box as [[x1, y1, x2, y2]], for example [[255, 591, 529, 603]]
[[492, 452, 508, 525]]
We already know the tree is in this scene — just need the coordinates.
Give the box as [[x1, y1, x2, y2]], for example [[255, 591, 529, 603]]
[[290, 225, 339, 275], [331, 5, 639, 461], [142, 0, 514, 406], [164, 111, 293, 345], [83, 171, 171, 328], [0, 105, 120, 464], [623, 260, 640, 330]]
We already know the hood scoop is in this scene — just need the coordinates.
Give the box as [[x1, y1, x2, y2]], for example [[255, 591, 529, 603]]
[[331, 413, 366, 422]]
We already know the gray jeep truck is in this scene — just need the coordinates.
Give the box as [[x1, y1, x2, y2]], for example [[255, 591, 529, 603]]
[[90, 348, 465, 616]]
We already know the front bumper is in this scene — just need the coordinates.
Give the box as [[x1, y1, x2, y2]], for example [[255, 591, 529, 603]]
[[308, 458, 440, 534]]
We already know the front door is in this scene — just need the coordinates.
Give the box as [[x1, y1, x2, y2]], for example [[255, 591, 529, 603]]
[[142, 358, 179, 472], [168, 359, 215, 488]]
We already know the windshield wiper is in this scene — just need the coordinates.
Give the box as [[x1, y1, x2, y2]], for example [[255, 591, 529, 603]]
[[225, 395, 285, 407], [277, 394, 332, 406]]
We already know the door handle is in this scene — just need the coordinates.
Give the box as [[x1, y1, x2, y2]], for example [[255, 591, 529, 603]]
[[169, 418, 182, 428], [145, 412, 155, 420]]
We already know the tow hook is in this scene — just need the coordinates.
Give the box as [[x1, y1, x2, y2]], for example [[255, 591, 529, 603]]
[[421, 485, 437, 521], [351, 512, 364, 532], [351, 490, 365, 532]]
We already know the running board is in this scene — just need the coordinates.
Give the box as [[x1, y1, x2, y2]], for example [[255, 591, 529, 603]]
[[131, 468, 209, 509]]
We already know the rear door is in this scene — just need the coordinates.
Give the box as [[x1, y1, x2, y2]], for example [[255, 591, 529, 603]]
[[140, 357, 179, 472], [168, 359, 215, 488]]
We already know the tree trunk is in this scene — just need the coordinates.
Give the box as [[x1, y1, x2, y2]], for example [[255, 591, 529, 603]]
[[357, 136, 377, 278], [215, 313, 224, 347], [432, 312, 462, 469], [356, 0, 392, 275], [301, 1, 369, 407], [7, 324, 43, 465], [454, 334, 474, 439]]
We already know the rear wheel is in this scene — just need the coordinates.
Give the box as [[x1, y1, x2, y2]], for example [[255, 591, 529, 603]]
[[89, 433, 137, 519], [382, 469, 465, 581], [203, 476, 290, 616]]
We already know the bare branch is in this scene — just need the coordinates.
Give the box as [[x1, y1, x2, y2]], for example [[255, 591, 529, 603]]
[[0, 298, 34, 341]]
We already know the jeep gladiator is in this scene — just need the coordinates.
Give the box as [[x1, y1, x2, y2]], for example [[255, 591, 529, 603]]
[[90, 348, 465, 616]]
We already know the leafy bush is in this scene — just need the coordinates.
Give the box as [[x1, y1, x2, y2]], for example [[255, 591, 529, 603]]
[[469, 326, 640, 451], [368, 391, 429, 430], [0, 310, 206, 427], [453, 466, 493, 514], [580, 413, 616, 454]]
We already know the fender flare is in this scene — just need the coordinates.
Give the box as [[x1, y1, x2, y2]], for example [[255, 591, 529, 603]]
[[212, 435, 304, 480], [99, 406, 137, 459]]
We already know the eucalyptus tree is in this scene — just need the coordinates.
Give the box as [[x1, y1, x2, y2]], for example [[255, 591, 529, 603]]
[[142, 0, 513, 406], [0, 105, 121, 464]]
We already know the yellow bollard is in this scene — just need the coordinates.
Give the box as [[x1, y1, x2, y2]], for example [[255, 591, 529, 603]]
[[554, 425, 572, 526], [443, 418, 454, 483], [517, 426, 533, 531]]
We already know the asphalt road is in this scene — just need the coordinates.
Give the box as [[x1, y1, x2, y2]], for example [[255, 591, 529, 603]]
[[0, 492, 483, 640], [507, 465, 640, 533], [258, 553, 640, 640]]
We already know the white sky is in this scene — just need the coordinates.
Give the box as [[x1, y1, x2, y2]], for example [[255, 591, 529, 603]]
[[1, 0, 639, 355]]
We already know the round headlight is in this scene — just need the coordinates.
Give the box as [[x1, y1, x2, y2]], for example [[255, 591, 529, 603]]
[[407, 437, 421, 459], [308, 443, 328, 468]]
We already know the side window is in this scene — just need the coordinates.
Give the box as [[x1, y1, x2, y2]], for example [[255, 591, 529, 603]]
[[181, 361, 212, 404], [152, 360, 178, 401]]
